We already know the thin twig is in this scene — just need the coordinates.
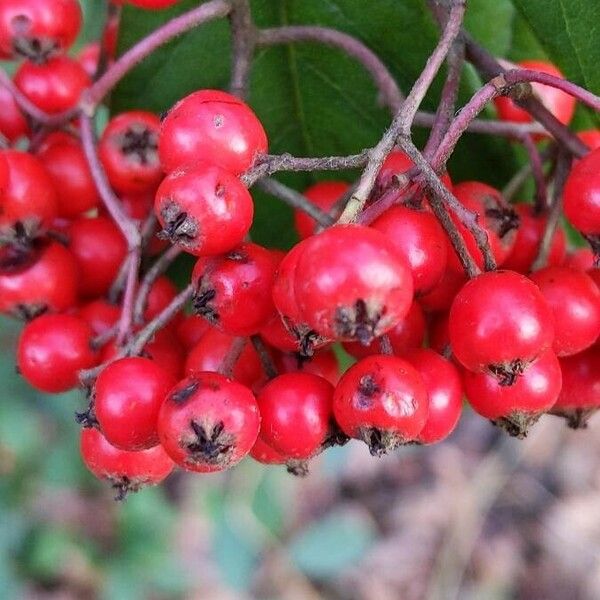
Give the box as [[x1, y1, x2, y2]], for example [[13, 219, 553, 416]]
[[250, 335, 278, 380], [219, 337, 247, 378], [116, 249, 141, 345], [228, 0, 255, 99], [520, 134, 548, 212], [256, 178, 333, 228]]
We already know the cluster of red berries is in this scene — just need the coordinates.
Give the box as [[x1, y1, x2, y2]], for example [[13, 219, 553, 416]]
[[1, 1, 599, 499]]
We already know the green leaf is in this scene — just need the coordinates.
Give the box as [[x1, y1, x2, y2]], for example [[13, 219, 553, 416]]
[[289, 508, 376, 578]]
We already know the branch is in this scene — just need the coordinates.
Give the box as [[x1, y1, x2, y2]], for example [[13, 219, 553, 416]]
[[228, 0, 255, 99], [116, 249, 141, 345], [257, 25, 403, 114], [219, 337, 247, 378], [256, 178, 334, 228], [520, 133, 548, 212], [250, 335, 278, 380]]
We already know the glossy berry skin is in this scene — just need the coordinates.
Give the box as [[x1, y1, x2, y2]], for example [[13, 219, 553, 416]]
[[404, 349, 463, 444], [257, 372, 333, 459], [552, 346, 600, 427], [274, 348, 340, 386], [79, 299, 120, 337], [144, 276, 179, 322], [294, 181, 349, 239], [192, 243, 279, 336], [447, 181, 518, 273], [0, 0, 82, 60], [0, 85, 29, 142], [94, 357, 176, 451], [249, 437, 286, 465], [343, 300, 425, 360], [449, 271, 554, 379], [564, 248, 595, 272], [14, 56, 90, 114], [418, 268, 466, 313], [0, 150, 57, 234], [17, 313, 97, 393], [494, 60, 575, 128], [372, 205, 447, 295], [294, 225, 414, 344], [99, 111, 162, 195], [185, 328, 262, 388], [260, 313, 303, 353], [80, 428, 174, 497], [37, 133, 100, 218], [68, 216, 128, 298], [463, 349, 562, 438], [333, 354, 428, 455], [503, 204, 566, 273], [154, 162, 254, 256], [176, 314, 211, 351], [563, 147, 600, 236], [159, 89, 268, 175], [158, 372, 260, 472], [0, 242, 78, 318], [77, 42, 102, 78], [578, 130, 600, 151], [530, 266, 600, 356]]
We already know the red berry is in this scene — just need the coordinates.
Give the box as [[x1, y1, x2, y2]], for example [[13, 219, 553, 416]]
[[77, 42, 102, 78], [0, 241, 78, 318], [144, 275, 179, 323], [578, 130, 600, 151], [158, 372, 260, 472], [427, 312, 451, 356], [249, 437, 286, 465], [274, 347, 340, 386], [502, 204, 566, 273], [294, 225, 414, 344], [449, 270, 554, 382], [260, 313, 303, 353], [333, 354, 428, 455], [154, 162, 254, 256], [257, 372, 333, 459], [185, 328, 262, 388], [463, 349, 562, 437], [17, 313, 98, 393], [80, 428, 174, 499], [343, 299, 425, 360], [159, 89, 267, 175], [563, 147, 600, 237], [294, 181, 349, 239], [563, 248, 595, 272], [372, 205, 448, 294], [95, 357, 176, 451], [79, 298, 120, 337], [0, 85, 29, 142], [0, 150, 57, 235], [418, 267, 466, 313], [0, 0, 81, 60], [67, 216, 128, 298], [192, 243, 279, 335], [99, 111, 162, 195], [404, 348, 463, 444], [175, 314, 211, 351], [446, 181, 518, 273], [551, 346, 600, 428], [14, 56, 89, 114], [529, 266, 600, 356], [494, 60, 575, 129], [37, 132, 100, 218]]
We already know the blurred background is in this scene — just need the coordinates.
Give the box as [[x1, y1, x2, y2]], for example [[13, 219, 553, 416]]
[[2, 1, 600, 598]]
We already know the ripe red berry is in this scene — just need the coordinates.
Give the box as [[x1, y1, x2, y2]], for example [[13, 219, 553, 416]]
[[94, 357, 176, 451], [274, 347, 340, 386], [551, 346, 600, 428], [0, 241, 78, 319], [404, 348, 463, 444], [294, 225, 414, 344], [17, 313, 98, 393], [333, 354, 428, 455], [67, 216, 128, 298], [77, 42, 102, 78], [14, 56, 90, 114], [418, 267, 466, 313], [0, 85, 29, 142], [79, 298, 120, 337], [294, 181, 349, 239], [563, 147, 600, 239], [563, 248, 595, 272], [249, 436, 286, 465], [342, 300, 426, 360], [257, 372, 334, 459], [158, 372, 260, 472], [463, 349, 562, 437], [175, 314, 211, 351], [159, 89, 268, 175], [185, 328, 262, 388], [0, 0, 82, 60], [578, 130, 600, 151], [37, 132, 100, 219], [372, 205, 448, 294], [260, 313, 304, 353], [494, 60, 575, 129], [0, 150, 57, 236], [144, 275, 179, 323], [449, 270, 554, 382], [192, 243, 279, 336], [446, 181, 518, 272], [154, 162, 254, 256], [99, 111, 162, 195], [80, 428, 174, 499], [529, 266, 600, 356], [502, 204, 566, 273]]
